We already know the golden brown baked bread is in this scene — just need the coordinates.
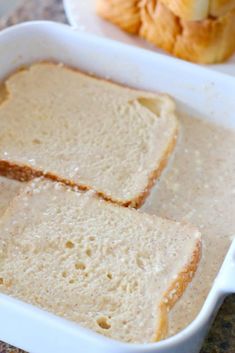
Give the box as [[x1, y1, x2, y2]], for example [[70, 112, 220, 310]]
[[161, 0, 235, 20], [140, 1, 235, 63], [97, 0, 235, 63], [211, 0, 235, 16], [160, 0, 209, 20], [97, 0, 141, 33]]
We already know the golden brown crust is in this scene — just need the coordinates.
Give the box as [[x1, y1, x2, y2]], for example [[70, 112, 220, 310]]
[[174, 9, 235, 63], [140, 0, 181, 53], [210, 0, 235, 16], [160, 0, 209, 20], [96, 0, 141, 34], [98, 0, 235, 64], [154, 239, 202, 341], [0, 161, 42, 181], [140, 1, 235, 64], [160, 0, 235, 19]]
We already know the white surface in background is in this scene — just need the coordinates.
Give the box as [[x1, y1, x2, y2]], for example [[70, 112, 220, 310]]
[[63, 0, 235, 77]]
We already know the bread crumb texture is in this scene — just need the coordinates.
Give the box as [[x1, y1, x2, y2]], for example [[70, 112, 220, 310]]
[[0, 179, 201, 343], [0, 62, 178, 207], [0, 176, 22, 217]]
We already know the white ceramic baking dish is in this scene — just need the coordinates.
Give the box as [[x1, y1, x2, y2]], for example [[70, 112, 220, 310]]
[[0, 21, 234, 353]]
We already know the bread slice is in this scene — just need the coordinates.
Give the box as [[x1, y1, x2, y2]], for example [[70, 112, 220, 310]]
[[140, 2, 235, 64], [160, 0, 210, 20], [210, 0, 235, 17], [97, 0, 235, 63], [0, 62, 178, 208], [96, 0, 141, 33], [161, 0, 235, 20], [0, 179, 201, 343], [0, 176, 22, 217]]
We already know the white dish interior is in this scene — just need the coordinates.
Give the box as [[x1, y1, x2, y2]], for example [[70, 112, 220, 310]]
[[0, 21, 234, 353]]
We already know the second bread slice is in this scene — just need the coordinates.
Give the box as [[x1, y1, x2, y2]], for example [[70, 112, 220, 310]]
[[0, 62, 178, 207], [0, 179, 201, 343]]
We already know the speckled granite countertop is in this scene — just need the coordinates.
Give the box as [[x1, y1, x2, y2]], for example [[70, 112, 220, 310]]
[[0, 1, 234, 352]]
